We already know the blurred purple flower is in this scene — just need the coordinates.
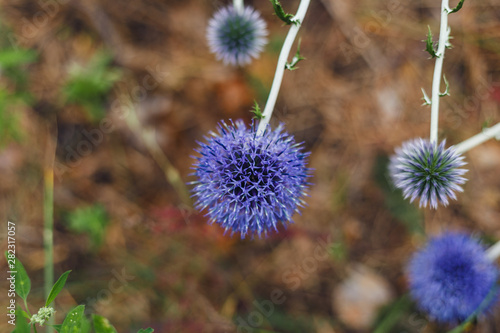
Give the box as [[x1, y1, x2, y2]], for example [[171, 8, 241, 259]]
[[191, 120, 310, 238], [408, 232, 499, 324], [206, 5, 268, 66], [389, 138, 467, 209]]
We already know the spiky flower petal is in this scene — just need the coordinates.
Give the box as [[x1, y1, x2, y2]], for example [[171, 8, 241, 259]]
[[389, 138, 467, 209], [191, 120, 310, 238], [206, 5, 268, 66], [408, 232, 499, 324]]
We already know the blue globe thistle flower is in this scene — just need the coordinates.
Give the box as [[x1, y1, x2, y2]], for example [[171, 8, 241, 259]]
[[206, 5, 268, 66], [389, 138, 467, 209], [191, 120, 310, 238], [408, 232, 499, 324]]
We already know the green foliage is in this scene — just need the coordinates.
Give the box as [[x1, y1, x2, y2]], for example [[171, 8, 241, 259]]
[[46, 271, 72, 306], [137, 329, 154, 333], [449, 0, 465, 14], [65, 204, 109, 249], [256, 310, 314, 332], [0, 48, 37, 68], [285, 40, 305, 71], [269, 0, 299, 25], [61, 305, 90, 333], [7, 256, 152, 332], [372, 155, 424, 235], [13, 308, 30, 333], [250, 100, 264, 119], [424, 26, 438, 58], [372, 295, 412, 333], [0, 89, 28, 145], [5, 252, 31, 301], [0, 26, 37, 145], [62, 52, 121, 121], [328, 241, 347, 262], [92, 315, 117, 333]]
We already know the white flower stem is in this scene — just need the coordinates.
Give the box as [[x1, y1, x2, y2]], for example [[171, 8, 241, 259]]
[[233, 0, 244, 13], [257, 0, 311, 134], [486, 240, 500, 261], [430, 0, 450, 143], [454, 122, 500, 154]]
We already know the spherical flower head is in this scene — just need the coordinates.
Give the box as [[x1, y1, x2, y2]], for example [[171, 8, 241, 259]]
[[407, 232, 499, 324], [206, 5, 268, 66], [191, 120, 310, 238], [389, 138, 467, 209]]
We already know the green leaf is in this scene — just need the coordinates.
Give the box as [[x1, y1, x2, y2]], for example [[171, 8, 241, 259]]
[[62, 51, 122, 121], [12, 308, 30, 333], [92, 315, 118, 333], [424, 26, 438, 58], [0, 48, 37, 69], [137, 329, 154, 333], [372, 295, 412, 333], [46, 270, 72, 306], [449, 0, 465, 13], [60, 305, 86, 333], [250, 100, 264, 120], [285, 40, 306, 71], [269, 0, 298, 25], [65, 204, 109, 249], [4, 252, 31, 301]]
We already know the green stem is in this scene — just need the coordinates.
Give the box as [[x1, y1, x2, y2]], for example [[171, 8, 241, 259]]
[[43, 122, 56, 332], [24, 298, 31, 317], [43, 167, 54, 302]]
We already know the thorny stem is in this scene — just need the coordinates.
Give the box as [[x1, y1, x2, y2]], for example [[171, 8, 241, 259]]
[[233, 0, 244, 14], [430, 0, 450, 143], [257, 0, 311, 134], [454, 122, 500, 154]]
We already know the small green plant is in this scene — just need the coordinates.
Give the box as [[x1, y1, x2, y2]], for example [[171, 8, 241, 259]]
[[65, 204, 109, 250], [62, 52, 121, 121], [0, 32, 37, 145], [5, 253, 153, 333]]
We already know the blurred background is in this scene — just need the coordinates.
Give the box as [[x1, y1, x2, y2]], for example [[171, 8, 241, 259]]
[[0, 0, 500, 332]]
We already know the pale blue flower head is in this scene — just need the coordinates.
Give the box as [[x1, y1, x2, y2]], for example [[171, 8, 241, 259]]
[[408, 231, 499, 323], [389, 138, 467, 209], [206, 5, 268, 66], [191, 120, 311, 238]]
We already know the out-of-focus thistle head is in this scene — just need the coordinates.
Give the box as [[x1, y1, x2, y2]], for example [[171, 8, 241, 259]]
[[206, 5, 268, 66], [389, 138, 467, 209], [407, 231, 499, 324], [191, 120, 311, 238]]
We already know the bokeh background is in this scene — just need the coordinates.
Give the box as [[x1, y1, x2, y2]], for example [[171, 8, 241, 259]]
[[1, 0, 500, 332]]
